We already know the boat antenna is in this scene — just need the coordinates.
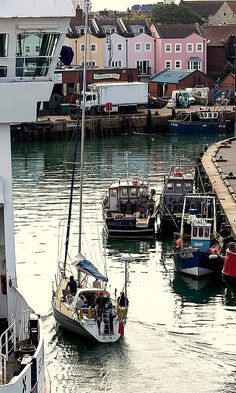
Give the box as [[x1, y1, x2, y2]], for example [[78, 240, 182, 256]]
[[124, 150, 130, 181], [78, 0, 90, 254]]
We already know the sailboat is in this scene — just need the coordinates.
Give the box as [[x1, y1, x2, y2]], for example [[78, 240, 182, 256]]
[[0, 0, 73, 391], [52, 0, 129, 343]]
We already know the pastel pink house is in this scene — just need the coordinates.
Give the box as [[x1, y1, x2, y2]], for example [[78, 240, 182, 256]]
[[127, 32, 156, 80], [150, 24, 207, 74]]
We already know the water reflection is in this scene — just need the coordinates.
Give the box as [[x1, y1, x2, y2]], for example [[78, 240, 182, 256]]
[[171, 272, 225, 304]]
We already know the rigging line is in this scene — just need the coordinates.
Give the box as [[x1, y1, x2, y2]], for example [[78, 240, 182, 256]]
[[78, 0, 89, 254], [63, 124, 79, 273]]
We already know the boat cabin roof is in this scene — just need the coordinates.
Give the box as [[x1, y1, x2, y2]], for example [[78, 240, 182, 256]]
[[109, 178, 148, 189]]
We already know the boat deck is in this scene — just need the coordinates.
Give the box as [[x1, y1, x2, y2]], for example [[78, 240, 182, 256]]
[[202, 137, 236, 237]]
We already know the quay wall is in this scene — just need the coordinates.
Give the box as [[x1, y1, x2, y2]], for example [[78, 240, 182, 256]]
[[201, 137, 236, 238], [10, 107, 236, 142]]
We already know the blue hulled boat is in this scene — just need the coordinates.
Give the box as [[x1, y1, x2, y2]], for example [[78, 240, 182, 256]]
[[173, 195, 223, 279], [168, 100, 229, 134]]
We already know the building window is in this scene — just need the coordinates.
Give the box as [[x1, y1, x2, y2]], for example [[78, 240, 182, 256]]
[[86, 60, 96, 67], [175, 43, 181, 52], [80, 44, 85, 52], [117, 43, 122, 51], [136, 60, 151, 74], [196, 43, 203, 52], [165, 43, 172, 53], [145, 43, 151, 51], [187, 60, 200, 70], [79, 28, 85, 36], [0, 33, 8, 57], [165, 60, 172, 68], [135, 43, 141, 51], [35, 45, 40, 52], [111, 60, 122, 67], [91, 44, 97, 52], [187, 43, 193, 52], [175, 60, 181, 69], [25, 46, 31, 53]]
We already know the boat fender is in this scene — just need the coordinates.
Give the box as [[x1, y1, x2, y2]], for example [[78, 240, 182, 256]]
[[100, 320, 105, 335], [118, 321, 124, 336]]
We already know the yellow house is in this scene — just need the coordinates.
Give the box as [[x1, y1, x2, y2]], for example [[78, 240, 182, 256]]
[[65, 33, 105, 67]]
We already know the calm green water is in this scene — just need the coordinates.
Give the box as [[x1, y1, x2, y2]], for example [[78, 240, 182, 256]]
[[12, 131, 236, 393]]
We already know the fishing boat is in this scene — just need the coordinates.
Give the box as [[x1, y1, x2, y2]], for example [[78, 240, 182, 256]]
[[157, 164, 203, 234], [102, 178, 156, 238], [102, 152, 156, 238], [222, 242, 236, 293], [0, 0, 73, 391], [52, 0, 129, 343], [172, 195, 223, 279], [168, 99, 229, 134]]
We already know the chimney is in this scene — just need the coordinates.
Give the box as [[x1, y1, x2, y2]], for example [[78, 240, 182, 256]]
[[75, 6, 83, 22]]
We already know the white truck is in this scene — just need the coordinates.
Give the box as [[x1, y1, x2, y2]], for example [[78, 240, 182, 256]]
[[166, 89, 196, 109], [79, 82, 148, 114]]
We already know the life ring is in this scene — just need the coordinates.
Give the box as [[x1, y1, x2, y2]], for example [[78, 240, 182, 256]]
[[173, 170, 183, 177]]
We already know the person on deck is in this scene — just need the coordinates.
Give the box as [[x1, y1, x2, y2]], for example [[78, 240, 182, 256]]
[[117, 292, 129, 307], [62, 275, 77, 299], [93, 278, 101, 288]]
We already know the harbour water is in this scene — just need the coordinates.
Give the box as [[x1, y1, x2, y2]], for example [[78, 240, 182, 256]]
[[12, 131, 236, 393]]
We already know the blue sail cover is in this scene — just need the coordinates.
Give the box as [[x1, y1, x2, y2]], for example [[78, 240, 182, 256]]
[[78, 259, 108, 282]]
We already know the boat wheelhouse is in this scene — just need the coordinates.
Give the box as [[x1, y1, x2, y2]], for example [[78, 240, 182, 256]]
[[103, 178, 156, 238], [157, 165, 199, 234], [173, 195, 223, 279]]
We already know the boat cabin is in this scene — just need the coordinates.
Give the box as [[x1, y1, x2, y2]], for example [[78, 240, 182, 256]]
[[190, 219, 211, 252], [163, 168, 194, 214], [106, 178, 150, 213]]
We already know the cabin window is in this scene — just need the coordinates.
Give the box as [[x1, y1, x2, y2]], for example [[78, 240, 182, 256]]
[[204, 228, 209, 237], [184, 183, 192, 191], [16, 32, 59, 77], [0, 66, 7, 77], [0, 34, 8, 57], [122, 188, 128, 196], [130, 187, 137, 196], [167, 182, 173, 191], [139, 187, 147, 196], [176, 183, 182, 189], [199, 227, 203, 237], [193, 227, 197, 237], [110, 189, 117, 197]]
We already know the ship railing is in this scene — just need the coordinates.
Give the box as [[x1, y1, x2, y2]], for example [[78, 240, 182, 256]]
[[0, 318, 16, 385]]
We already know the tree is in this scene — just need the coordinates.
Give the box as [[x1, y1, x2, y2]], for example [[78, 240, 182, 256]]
[[152, 3, 203, 25], [223, 62, 234, 77]]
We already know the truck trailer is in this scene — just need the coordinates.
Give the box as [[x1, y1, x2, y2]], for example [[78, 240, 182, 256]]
[[80, 82, 148, 114]]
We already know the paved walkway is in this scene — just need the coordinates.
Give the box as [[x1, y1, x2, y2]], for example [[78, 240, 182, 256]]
[[202, 137, 236, 237]]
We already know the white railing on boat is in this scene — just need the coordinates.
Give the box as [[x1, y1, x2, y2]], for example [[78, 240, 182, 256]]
[[0, 319, 16, 385]]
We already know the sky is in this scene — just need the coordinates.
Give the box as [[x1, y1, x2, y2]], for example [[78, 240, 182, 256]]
[[91, 0, 154, 11]]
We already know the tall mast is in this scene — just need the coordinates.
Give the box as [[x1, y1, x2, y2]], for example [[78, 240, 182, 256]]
[[78, 0, 89, 253]]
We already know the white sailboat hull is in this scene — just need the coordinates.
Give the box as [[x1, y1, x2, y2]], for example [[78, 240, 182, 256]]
[[52, 303, 122, 343]]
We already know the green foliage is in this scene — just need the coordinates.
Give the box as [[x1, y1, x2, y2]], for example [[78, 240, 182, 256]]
[[152, 3, 203, 25], [223, 62, 234, 77]]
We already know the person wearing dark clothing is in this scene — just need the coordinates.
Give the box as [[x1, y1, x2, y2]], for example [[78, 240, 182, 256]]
[[117, 292, 129, 307], [62, 275, 77, 299]]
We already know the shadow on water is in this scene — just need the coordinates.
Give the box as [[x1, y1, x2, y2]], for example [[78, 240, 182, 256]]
[[104, 233, 156, 257], [171, 272, 226, 304]]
